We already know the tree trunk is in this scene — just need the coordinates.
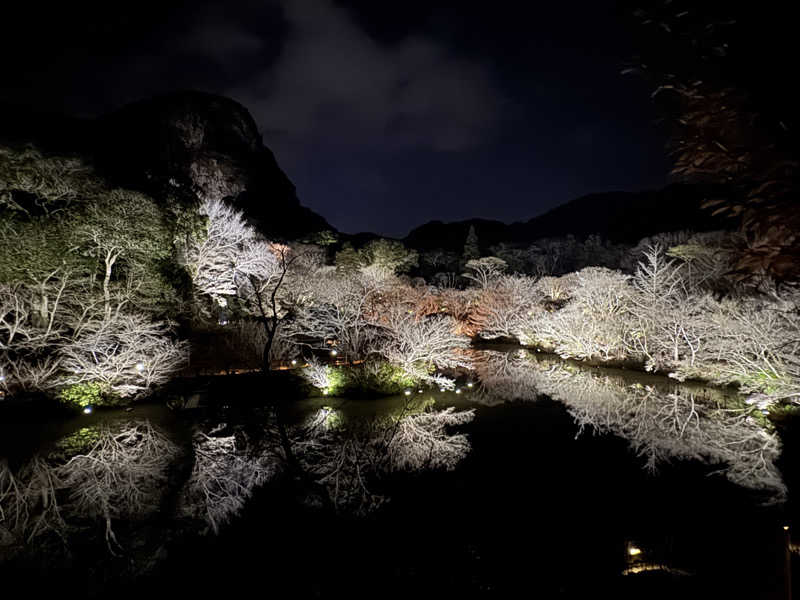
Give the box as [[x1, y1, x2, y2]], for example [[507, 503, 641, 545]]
[[261, 321, 277, 373], [103, 254, 114, 319], [34, 294, 48, 329]]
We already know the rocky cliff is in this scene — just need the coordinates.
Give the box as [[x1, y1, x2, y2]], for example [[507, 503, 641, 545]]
[[0, 91, 331, 240]]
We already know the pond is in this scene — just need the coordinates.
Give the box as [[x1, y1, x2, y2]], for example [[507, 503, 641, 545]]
[[0, 349, 795, 599]]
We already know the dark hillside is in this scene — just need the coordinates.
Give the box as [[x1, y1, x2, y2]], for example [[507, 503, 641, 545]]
[[404, 183, 730, 252]]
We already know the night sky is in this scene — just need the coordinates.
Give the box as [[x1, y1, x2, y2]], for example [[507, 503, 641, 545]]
[[2, 1, 672, 237]]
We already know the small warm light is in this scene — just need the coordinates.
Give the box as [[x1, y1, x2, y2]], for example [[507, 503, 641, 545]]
[[628, 546, 642, 557], [291, 359, 297, 366], [467, 382, 473, 388], [135, 362, 145, 373], [83, 406, 93, 415], [784, 525, 790, 531], [439, 388, 445, 392], [330, 350, 338, 357], [417, 389, 423, 394], [404, 390, 411, 396], [323, 389, 329, 396], [455, 389, 461, 394]]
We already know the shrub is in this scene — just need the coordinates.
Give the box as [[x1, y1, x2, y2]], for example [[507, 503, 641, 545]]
[[58, 382, 117, 408]]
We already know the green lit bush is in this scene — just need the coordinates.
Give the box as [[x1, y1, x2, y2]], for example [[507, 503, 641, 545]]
[[325, 364, 348, 395], [58, 382, 119, 408], [341, 362, 418, 396]]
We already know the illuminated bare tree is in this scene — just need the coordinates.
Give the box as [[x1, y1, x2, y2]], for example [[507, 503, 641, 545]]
[[696, 296, 800, 402], [623, 245, 698, 370], [187, 198, 313, 370], [0, 281, 72, 394], [300, 356, 333, 391], [478, 275, 540, 342], [530, 267, 631, 361], [463, 256, 508, 288], [2, 355, 63, 394], [59, 312, 188, 398], [0, 281, 68, 352], [186, 197, 254, 301], [233, 240, 289, 369], [375, 305, 470, 385], [286, 270, 383, 360]]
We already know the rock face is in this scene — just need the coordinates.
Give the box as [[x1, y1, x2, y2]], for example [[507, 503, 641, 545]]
[[95, 91, 331, 240], [0, 92, 331, 241], [404, 184, 731, 252]]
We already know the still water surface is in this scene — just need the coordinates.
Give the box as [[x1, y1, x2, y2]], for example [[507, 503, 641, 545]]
[[0, 350, 794, 599]]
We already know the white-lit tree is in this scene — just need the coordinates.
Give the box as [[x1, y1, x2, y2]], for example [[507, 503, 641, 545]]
[[188, 198, 317, 370], [375, 305, 470, 385], [463, 256, 507, 288], [286, 270, 383, 360], [530, 267, 631, 361], [58, 312, 188, 398], [186, 197, 254, 301], [478, 274, 540, 342]]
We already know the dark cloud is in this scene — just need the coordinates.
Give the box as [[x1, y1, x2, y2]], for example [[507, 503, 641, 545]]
[[176, 21, 265, 65], [230, 0, 503, 158]]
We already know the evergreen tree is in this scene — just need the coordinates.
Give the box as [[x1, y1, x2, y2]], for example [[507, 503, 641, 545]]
[[334, 243, 362, 274], [463, 225, 480, 261]]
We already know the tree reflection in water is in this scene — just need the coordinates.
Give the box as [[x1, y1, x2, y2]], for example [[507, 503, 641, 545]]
[[470, 350, 786, 501], [0, 402, 474, 556], [180, 402, 474, 526], [0, 421, 180, 553], [0, 349, 786, 571]]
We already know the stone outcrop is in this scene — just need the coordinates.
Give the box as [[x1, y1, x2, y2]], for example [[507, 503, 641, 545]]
[[0, 91, 331, 241], [95, 91, 331, 240]]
